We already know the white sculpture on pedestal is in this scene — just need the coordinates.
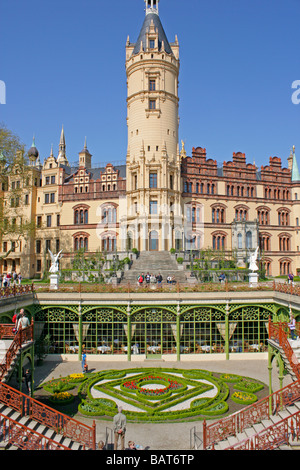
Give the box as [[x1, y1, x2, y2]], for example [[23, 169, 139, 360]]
[[249, 247, 259, 272], [48, 250, 63, 290], [248, 247, 259, 287], [48, 250, 63, 273]]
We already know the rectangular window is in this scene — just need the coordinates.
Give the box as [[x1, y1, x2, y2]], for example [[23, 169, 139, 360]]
[[47, 215, 52, 227], [37, 216, 42, 228], [57, 214, 60, 227], [50, 192, 55, 203], [149, 100, 156, 110], [36, 240, 41, 254], [45, 239, 51, 251], [149, 79, 156, 91], [3, 242, 7, 253], [45, 193, 50, 204], [51, 175, 56, 184], [150, 201, 158, 215], [25, 194, 29, 205], [45, 176, 50, 185], [149, 173, 157, 188], [149, 39, 155, 49], [37, 260, 42, 272]]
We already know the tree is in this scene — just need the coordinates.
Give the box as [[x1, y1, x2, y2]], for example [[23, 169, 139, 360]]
[[0, 123, 36, 261]]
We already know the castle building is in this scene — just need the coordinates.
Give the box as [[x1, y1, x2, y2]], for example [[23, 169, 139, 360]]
[[1, 0, 300, 279]]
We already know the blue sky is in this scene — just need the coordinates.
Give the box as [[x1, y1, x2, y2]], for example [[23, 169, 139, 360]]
[[1, 0, 299, 169]]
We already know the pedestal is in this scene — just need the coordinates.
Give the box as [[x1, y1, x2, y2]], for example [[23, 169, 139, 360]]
[[50, 273, 59, 290], [249, 272, 258, 288]]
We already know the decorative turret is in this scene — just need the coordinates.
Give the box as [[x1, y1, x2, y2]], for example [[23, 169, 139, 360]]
[[78, 137, 92, 169], [28, 136, 39, 165], [145, 0, 159, 15]]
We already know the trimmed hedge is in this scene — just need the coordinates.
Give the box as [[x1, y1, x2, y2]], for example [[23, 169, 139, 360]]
[[41, 368, 266, 423], [78, 368, 231, 422]]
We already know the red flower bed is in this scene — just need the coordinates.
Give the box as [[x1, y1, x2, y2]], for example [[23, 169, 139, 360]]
[[122, 375, 184, 397]]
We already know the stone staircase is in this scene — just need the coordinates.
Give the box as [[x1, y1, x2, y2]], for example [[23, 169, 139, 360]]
[[268, 337, 300, 382], [211, 337, 300, 450], [0, 339, 30, 384], [0, 341, 10, 364], [121, 251, 187, 285], [0, 403, 83, 450], [213, 401, 300, 450], [0, 329, 96, 450]]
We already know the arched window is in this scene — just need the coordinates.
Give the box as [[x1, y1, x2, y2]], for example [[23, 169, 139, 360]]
[[211, 205, 226, 224], [73, 205, 89, 225], [101, 232, 117, 252], [278, 208, 290, 226], [186, 203, 202, 224], [212, 232, 227, 251], [259, 233, 271, 252], [235, 205, 249, 222], [102, 205, 117, 224], [279, 233, 291, 252], [257, 207, 270, 225], [279, 258, 292, 276], [73, 232, 89, 252]]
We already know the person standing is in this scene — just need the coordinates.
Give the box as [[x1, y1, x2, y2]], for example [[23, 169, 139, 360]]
[[82, 350, 88, 372], [24, 368, 32, 395], [113, 406, 127, 450], [288, 314, 297, 340], [156, 273, 163, 286]]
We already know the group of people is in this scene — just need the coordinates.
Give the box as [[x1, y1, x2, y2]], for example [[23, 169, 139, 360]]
[[137, 272, 163, 286], [0, 271, 22, 288]]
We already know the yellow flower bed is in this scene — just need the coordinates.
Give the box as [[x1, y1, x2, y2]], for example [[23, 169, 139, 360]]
[[50, 391, 74, 404], [69, 373, 85, 380], [231, 391, 257, 405]]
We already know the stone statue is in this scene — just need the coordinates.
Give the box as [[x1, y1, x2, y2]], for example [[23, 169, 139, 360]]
[[48, 249, 63, 274], [248, 247, 259, 272]]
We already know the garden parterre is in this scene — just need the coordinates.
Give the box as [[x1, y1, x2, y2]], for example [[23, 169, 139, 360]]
[[41, 368, 266, 422]]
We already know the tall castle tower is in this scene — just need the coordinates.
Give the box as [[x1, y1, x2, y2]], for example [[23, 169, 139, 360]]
[[122, 0, 182, 252]]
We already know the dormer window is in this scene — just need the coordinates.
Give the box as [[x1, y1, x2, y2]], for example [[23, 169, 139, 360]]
[[149, 39, 155, 49]]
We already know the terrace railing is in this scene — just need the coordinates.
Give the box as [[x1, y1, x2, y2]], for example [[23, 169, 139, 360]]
[[0, 284, 34, 299], [0, 321, 34, 382], [0, 323, 96, 450]]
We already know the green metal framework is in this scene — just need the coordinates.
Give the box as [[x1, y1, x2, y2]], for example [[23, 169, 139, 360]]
[[17, 302, 289, 362]]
